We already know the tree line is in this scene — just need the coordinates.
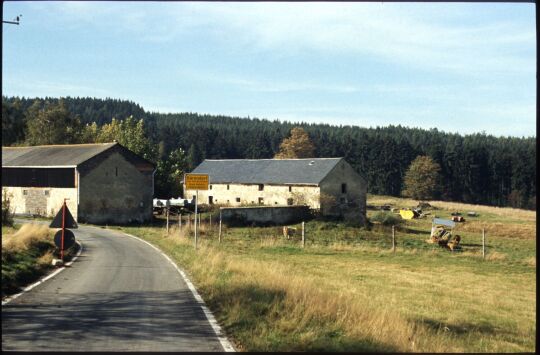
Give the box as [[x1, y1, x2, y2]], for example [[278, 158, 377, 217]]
[[2, 96, 536, 209]]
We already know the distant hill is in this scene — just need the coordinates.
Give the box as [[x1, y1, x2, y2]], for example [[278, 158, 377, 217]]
[[2, 96, 536, 210]]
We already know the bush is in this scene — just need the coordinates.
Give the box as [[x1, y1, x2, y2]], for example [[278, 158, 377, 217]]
[[2, 189, 14, 226], [369, 211, 402, 226]]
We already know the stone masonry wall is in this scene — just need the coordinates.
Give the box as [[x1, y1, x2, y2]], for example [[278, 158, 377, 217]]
[[320, 159, 367, 224], [78, 151, 153, 224], [185, 183, 321, 209]]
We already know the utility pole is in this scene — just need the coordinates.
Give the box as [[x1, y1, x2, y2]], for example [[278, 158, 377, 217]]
[[3, 15, 22, 25]]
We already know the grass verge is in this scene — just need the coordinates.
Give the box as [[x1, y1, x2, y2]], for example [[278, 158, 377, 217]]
[[2, 223, 79, 298]]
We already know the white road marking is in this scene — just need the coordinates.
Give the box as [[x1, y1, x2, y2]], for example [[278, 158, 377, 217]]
[[1, 241, 84, 306], [123, 233, 236, 352]]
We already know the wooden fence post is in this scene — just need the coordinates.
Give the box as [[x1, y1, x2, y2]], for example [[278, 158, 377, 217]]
[[166, 209, 170, 235], [178, 212, 182, 231], [482, 228, 486, 260], [302, 221, 305, 248], [218, 210, 222, 243], [392, 225, 396, 253]]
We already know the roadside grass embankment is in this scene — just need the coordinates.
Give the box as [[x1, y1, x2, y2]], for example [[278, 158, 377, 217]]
[[117, 197, 536, 352], [1, 223, 79, 298]]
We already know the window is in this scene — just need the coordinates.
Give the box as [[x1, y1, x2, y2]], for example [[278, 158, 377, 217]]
[[115, 167, 118, 177], [23, 190, 28, 195], [341, 183, 347, 194], [288, 186, 292, 192], [227, 185, 230, 190], [236, 197, 241, 203], [275, 202, 278, 205], [287, 198, 293, 206], [209, 185, 212, 190], [258, 197, 264, 205], [258, 184, 264, 191], [209, 196, 213, 204], [44, 190, 49, 196]]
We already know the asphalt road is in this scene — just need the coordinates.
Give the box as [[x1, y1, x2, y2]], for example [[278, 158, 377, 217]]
[[2, 222, 228, 352]]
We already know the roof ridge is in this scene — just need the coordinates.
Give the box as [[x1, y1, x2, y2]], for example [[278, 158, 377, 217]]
[[2, 142, 117, 149], [204, 157, 343, 161]]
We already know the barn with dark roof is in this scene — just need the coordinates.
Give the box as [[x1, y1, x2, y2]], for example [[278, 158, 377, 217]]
[[184, 158, 367, 223], [2, 142, 155, 224]]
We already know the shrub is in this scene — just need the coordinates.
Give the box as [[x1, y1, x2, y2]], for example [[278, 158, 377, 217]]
[[370, 211, 402, 226], [2, 189, 14, 226]]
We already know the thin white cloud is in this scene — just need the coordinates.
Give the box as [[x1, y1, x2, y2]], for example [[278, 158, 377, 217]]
[[35, 2, 535, 75]]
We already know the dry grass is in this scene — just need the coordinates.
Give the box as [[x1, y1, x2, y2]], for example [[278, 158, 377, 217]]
[[188, 248, 450, 352], [429, 200, 536, 221], [523, 256, 536, 267], [367, 194, 536, 222], [36, 251, 55, 266], [458, 221, 535, 239], [1, 224, 52, 254], [485, 251, 507, 261]]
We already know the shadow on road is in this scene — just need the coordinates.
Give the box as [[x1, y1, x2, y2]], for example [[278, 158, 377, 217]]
[[2, 290, 222, 351]]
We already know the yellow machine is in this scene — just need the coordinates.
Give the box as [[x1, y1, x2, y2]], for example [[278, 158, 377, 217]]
[[399, 209, 419, 220], [427, 218, 462, 251]]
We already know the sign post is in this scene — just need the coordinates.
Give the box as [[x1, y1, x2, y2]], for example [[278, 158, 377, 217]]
[[185, 173, 209, 250], [194, 191, 198, 249], [61, 199, 66, 261], [50, 199, 77, 265]]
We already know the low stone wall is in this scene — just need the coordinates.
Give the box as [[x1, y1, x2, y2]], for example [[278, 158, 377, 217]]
[[220, 206, 311, 226]]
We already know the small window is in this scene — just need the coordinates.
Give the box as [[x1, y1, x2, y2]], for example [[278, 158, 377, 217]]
[[209, 196, 213, 204], [236, 197, 241, 203], [288, 186, 292, 192], [44, 190, 49, 196], [258, 184, 264, 191], [23, 190, 28, 195], [341, 183, 347, 194], [287, 198, 293, 206], [275, 202, 278, 205], [209, 185, 212, 190], [227, 184, 230, 190], [115, 167, 118, 177], [227, 200, 230, 204], [258, 197, 264, 205]]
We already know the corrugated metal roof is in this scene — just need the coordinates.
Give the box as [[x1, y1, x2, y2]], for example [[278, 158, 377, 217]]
[[191, 158, 343, 185], [2, 143, 117, 167]]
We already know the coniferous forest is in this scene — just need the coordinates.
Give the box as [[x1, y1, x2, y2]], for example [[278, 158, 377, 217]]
[[2, 96, 536, 210]]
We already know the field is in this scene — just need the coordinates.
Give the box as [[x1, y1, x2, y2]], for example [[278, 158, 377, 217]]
[[115, 195, 536, 352]]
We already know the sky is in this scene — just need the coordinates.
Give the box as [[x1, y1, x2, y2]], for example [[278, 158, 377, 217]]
[[2, 1, 536, 137]]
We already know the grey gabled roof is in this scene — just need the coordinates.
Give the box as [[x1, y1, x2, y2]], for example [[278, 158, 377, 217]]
[[191, 158, 343, 185], [2, 143, 117, 167]]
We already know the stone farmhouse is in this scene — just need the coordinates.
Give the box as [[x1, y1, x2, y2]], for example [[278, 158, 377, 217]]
[[2, 142, 155, 224], [185, 158, 367, 224]]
